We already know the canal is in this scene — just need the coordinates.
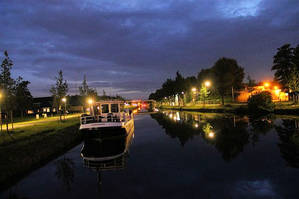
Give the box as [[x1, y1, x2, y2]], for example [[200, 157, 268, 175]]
[[1, 111, 299, 199]]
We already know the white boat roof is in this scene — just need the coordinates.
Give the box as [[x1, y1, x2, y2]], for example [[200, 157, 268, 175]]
[[94, 100, 124, 104]]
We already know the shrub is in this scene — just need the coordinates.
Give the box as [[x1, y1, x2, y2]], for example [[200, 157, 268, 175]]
[[248, 91, 274, 113]]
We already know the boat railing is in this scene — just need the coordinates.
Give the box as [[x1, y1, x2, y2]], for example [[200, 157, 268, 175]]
[[80, 113, 132, 125]]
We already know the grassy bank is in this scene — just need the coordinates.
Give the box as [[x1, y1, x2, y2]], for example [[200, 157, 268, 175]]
[[160, 102, 299, 115], [160, 103, 248, 113], [0, 117, 81, 189]]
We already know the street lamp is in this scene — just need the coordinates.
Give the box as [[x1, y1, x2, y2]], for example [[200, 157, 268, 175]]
[[61, 97, 67, 119], [264, 82, 270, 88], [204, 81, 211, 87], [203, 81, 212, 105], [87, 98, 94, 115], [87, 98, 93, 105]]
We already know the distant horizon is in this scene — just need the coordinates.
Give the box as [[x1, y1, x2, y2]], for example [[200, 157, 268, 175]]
[[1, 0, 298, 99]]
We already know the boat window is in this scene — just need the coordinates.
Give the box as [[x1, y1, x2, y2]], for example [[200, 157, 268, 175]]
[[111, 104, 119, 113], [101, 104, 109, 113]]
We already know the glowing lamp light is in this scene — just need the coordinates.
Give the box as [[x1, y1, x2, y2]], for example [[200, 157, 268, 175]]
[[208, 132, 215, 138], [87, 98, 93, 105], [285, 93, 289, 96], [274, 86, 278, 90], [264, 82, 270, 87], [194, 123, 199, 128], [204, 81, 211, 87], [61, 97, 66, 102], [191, 87, 197, 92]]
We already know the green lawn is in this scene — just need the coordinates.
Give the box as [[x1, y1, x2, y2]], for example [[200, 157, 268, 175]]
[[0, 116, 81, 188], [0, 117, 80, 146]]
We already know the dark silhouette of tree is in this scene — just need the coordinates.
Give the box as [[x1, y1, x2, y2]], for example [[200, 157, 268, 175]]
[[247, 75, 257, 87], [14, 77, 33, 118], [211, 57, 244, 105], [271, 44, 294, 88], [50, 70, 68, 121], [78, 74, 97, 98], [0, 51, 15, 132], [78, 74, 97, 111]]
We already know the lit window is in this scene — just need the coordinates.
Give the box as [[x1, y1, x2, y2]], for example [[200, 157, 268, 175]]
[[102, 104, 109, 113], [111, 104, 119, 113]]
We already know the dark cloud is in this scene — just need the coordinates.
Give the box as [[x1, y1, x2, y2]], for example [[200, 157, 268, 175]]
[[0, 0, 298, 99]]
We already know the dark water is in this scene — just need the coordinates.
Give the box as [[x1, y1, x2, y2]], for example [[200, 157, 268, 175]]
[[1, 112, 299, 199]]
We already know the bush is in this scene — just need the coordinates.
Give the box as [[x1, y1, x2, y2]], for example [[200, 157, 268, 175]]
[[248, 91, 274, 113]]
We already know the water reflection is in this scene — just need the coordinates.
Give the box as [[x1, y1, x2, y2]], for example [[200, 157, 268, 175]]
[[55, 157, 75, 191], [152, 111, 299, 164], [80, 127, 134, 190], [276, 119, 299, 168]]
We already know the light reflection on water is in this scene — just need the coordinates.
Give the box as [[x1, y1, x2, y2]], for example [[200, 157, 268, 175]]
[[1, 112, 299, 199]]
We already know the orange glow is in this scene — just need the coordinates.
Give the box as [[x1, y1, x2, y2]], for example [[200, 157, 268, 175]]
[[236, 84, 288, 102], [264, 82, 270, 87]]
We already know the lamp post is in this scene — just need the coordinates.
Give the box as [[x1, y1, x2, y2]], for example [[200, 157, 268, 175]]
[[61, 97, 67, 120], [203, 81, 211, 105], [191, 87, 197, 104], [87, 98, 94, 115]]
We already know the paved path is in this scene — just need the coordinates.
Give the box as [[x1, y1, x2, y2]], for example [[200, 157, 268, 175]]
[[0, 114, 80, 130]]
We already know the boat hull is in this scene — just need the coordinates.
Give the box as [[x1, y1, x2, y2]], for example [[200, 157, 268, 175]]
[[80, 118, 134, 137]]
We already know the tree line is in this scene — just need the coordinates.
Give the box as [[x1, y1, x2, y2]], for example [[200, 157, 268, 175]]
[[149, 43, 299, 104], [0, 51, 33, 131], [271, 44, 299, 101], [149, 57, 245, 105], [0, 51, 125, 128]]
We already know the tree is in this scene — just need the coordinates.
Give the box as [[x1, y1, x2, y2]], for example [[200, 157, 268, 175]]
[[78, 75, 97, 108], [247, 75, 256, 87], [271, 44, 294, 87], [15, 77, 33, 118], [0, 51, 15, 132], [290, 45, 299, 102], [212, 57, 244, 105], [248, 91, 274, 114], [199, 84, 210, 105], [50, 70, 68, 121]]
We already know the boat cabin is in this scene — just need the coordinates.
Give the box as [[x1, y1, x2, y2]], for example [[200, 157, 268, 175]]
[[80, 100, 132, 125]]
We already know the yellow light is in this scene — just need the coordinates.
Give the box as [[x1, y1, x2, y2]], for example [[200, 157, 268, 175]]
[[61, 97, 66, 102], [194, 123, 199, 128], [275, 89, 281, 95], [285, 93, 288, 96], [264, 82, 270, 87], [208, 132, 215, 138], [191, 87, 197, 92], [87, 98, 93, 105], [274, 86, 278, 90], [204, 81, 211, 87]]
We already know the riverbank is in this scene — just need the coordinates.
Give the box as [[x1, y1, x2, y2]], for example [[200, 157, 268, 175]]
[[160, 103, 299, 115], [0, 117, 82, 190]]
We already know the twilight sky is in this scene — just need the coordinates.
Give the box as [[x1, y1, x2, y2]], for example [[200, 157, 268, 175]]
[[1, 0, 298, 99]]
